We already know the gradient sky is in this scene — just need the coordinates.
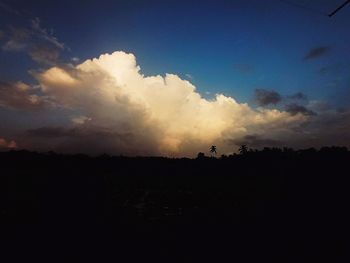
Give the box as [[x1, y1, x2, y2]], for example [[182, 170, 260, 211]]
[[0, 0, 350, 156]]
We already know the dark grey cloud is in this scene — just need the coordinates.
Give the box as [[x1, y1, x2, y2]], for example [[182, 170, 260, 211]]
[[25, 125, 159, 156], [27, 126, 133, 140], [337, 107, 348, 113], [254, 88, 282, 106], [285, 103, 316, 116], [27, 127, 78, 138], [0, 81, 48, 110], [228, 109, 350, 150], [285, 109, 350, 149], [230, 134, 282, 148], [304, 46, 331, 60]]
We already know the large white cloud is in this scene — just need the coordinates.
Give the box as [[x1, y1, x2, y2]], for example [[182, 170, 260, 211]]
[[29, 51, 308, 156]]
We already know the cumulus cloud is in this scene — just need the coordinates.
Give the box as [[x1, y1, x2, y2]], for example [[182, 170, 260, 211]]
[[26, 51, 307, 156], [254, 88, 282, 106], [0, 81, 48, 110], [304, 46, 331, 60]]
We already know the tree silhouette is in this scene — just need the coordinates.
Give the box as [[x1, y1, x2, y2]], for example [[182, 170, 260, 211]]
[[197, 152, 205, 159], [239, 145, 248, 155], [210, 145, 217, 156]]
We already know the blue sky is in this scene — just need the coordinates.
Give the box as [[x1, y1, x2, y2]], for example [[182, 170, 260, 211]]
[[1, 0, 350, 105]]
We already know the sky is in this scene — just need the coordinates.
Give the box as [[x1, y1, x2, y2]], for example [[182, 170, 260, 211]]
[[0, 0, 350, 156]]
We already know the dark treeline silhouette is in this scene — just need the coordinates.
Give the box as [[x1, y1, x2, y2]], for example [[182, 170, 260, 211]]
[[1, 146, 349, 262]]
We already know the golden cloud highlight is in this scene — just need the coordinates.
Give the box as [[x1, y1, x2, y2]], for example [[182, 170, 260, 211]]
[[31, 51, 307, 156]]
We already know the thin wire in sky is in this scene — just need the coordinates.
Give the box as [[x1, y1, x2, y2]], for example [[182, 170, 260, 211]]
[[277, 0, 329, 16], [328, 0, 350, 17]]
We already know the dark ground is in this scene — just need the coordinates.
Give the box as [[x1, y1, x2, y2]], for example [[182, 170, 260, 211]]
[[1, 147, 349, 262]]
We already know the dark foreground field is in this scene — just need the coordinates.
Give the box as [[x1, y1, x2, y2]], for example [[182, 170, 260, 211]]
[[1, 148, 349, 262]]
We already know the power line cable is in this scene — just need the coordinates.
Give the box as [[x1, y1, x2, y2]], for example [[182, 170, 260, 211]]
[[277, 0, 329, 16], [328, 0, 350, 17]]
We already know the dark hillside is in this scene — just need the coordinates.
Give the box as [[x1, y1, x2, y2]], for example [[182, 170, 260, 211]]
[[1, 148, 349, 262]]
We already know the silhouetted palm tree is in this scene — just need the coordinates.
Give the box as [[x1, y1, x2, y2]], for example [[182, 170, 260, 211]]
[[239, 145, 248, 155], [210, 145, 217, 156]]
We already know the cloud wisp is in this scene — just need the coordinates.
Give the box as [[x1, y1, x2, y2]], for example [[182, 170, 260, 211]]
[[1, 17, 66, 65], [304, 46, 331, 61]]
